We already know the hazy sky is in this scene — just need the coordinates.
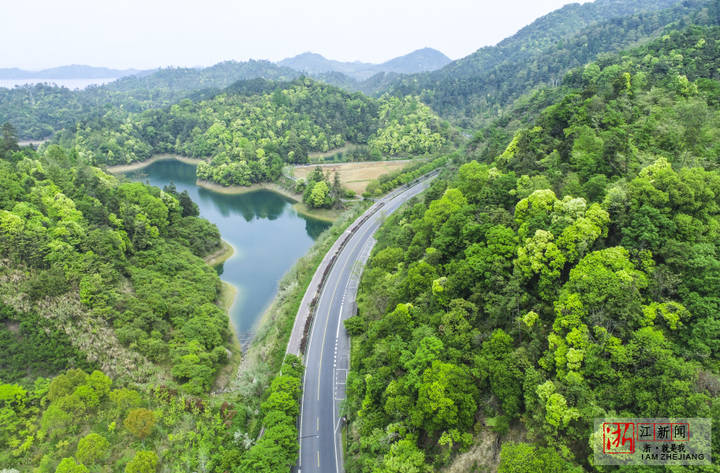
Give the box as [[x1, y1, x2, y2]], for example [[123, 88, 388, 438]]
[[3, 0, 590, 70]]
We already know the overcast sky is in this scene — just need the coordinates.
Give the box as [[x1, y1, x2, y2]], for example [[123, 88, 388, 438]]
[[3, 0, 591, 70]]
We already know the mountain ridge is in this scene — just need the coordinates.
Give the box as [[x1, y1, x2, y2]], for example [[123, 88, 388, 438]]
[[0, 64, 146, 79], [278, 47, 451, 80], [388, 0, 693, 126]]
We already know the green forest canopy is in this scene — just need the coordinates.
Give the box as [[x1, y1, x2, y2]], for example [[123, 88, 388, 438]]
[[344, 23, 720, 473], [0, 60, 300, 140], [389, 0, 716, 128], [0, 136, 310, 472], [5, 1, 720, 473], [0, 142, 227, 393], [53, 79, 451, 187]]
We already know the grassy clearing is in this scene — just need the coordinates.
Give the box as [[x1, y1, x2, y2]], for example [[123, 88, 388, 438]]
[[292, 160, 414, 194], [307, 143, 357, 162], [292, 202, 344, 222]]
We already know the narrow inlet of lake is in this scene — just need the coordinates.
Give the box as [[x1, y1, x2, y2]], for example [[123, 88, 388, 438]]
[[124, 160, 330, 345]]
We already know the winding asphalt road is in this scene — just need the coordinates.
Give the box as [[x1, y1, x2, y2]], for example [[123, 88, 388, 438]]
[[297, 173, 437, 473]]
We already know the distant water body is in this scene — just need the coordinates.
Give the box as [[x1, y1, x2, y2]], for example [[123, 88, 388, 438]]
[[125, 159, 331, 345], [0, 78, 117, 89]]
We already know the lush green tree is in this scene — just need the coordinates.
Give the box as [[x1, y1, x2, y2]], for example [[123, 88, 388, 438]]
[[75, 433, 110, 465], [125, 451, 158, 473], [55, 458, 89, 473], [379, 437, 429, 473], [498, 442, 580, 473], [123, 408, 155, 439], [310, 181, 330, 208]]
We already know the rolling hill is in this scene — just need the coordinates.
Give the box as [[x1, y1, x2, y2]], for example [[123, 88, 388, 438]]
[[389, 0, 701, 126]]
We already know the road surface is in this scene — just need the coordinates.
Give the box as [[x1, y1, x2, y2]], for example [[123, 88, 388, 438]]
[[297, 173, 437, 473]]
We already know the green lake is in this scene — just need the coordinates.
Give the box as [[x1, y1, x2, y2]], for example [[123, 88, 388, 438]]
[[125, 159, 330, 344]]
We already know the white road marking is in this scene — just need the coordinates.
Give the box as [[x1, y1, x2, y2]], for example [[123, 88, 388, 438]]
[[299, 177, 436, 472]]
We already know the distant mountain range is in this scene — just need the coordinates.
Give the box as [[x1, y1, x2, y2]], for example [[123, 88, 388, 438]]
[[0, 47, 450, 84], [0, 65, 148, 80], [277, 48, 451, 80], [3, 0, 705, 140]]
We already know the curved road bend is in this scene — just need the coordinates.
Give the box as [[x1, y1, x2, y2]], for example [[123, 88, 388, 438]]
[[298, 174, 438, 473]]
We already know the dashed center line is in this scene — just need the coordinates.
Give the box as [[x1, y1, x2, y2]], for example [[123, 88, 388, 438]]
[[299, 177, 437, 473]]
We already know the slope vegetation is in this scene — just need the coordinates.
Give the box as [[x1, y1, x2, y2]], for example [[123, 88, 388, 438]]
[[0, 60, 300, 139], [346, 24, 720, 473], [56, 79, 452, 187], [390, 0, 711, 127], [0, 138, 308, 472]]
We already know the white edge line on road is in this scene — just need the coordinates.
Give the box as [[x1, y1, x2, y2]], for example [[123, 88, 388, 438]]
[[331, 179, 431, 473], [298, 176, 436, 473]]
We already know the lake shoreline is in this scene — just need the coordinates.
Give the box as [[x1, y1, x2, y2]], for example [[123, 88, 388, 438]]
[[204, 239, 235, 267], [196, 180, 344, 222], [211, 242, 239, 343], [195, 179, 301, 201], [107, 155, 339, 216], [292, 202, 342, 222], [122, 158, 333, 363], [214, 280, 243, 391], [107, 155, 347, 222], [105, 154, 205, 173]]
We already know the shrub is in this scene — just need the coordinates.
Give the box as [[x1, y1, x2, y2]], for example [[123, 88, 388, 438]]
[[75, 433, 110, 465], [123, 408, 155, 439], [125, 451, 158, 473]]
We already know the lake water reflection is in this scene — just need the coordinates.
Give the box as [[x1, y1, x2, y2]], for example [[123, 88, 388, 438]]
[[125, 159, 330, 344]]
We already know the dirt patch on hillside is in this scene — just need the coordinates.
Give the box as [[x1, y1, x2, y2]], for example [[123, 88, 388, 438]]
[[293, 160, 413, 194]]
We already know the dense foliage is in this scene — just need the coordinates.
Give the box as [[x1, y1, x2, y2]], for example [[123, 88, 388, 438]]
[[389, 0, 716, 128], [297, 167, 344, 209], [345, 24, 720, 472], [474, 25, 720, 198], [0, 60, 300, 140], [0, 303, 95, 383], [0, 137, 227, 392], [7, 0, 720, 471], [0, 136, 310, 472], [239, 355, 304, 472], [0, 354, 304, 472], [53, 79, 449, 187]]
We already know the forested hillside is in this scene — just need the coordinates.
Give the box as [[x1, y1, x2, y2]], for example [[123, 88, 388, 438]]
[[0, 60, 300, 140], [0, 136, 227, 391], [6, 0, 720, 472], [54, 79, 451, 187], [390, 0, 714, 127], [0, 133, 310, 471], [314, 71, 405, 97], [345, 24, 720, 472], [1, 0, 706, 142]]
